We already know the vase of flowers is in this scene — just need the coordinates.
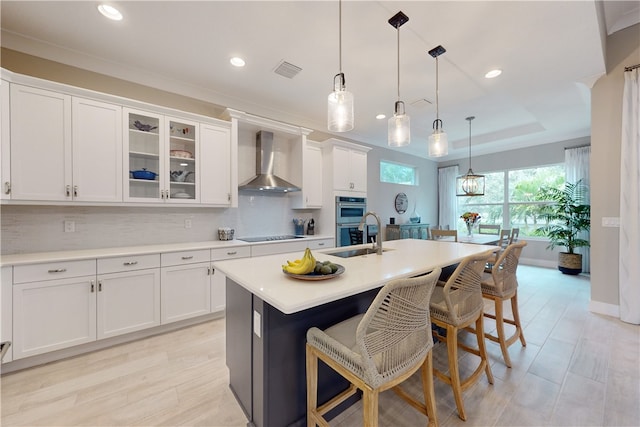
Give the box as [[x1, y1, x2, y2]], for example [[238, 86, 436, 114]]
[[461, 212, 481, 237]]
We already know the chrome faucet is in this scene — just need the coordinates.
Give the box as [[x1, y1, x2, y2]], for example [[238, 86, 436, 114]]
[[358, 211, 383, 255]]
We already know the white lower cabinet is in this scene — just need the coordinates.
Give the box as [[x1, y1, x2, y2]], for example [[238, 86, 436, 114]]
[[13, 274, 97, 359], [210, 246, 252, 313], [96, 254, 160, 339], [1, 266, 13, 362], [161, 250, 211, 324], [97, 268, 160, 340]]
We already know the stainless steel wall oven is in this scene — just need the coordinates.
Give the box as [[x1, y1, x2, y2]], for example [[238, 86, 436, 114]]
[[335, 196, 377, 247]]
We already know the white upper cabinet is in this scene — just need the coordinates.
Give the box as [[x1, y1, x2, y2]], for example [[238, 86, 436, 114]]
[[291, 140, 323, 209], [1, 80, 11, 201], [124, 108, 199, 204], [9, 84, 72, 201], [200, 123, 232, 206], [323, 138, 370, 196], [72, 97, 122, 202], [8, 84, 123, 202]]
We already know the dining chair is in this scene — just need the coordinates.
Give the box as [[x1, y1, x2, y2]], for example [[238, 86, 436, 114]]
[[349, 228, 363, 245], [486, 229, 511, 271], [478, 224, 501, 235], [431, 229, 458, 242], [306, 269, 442, 427], [430, 250, 495, 421], [509, 227, 520, 244], [478, 240, 527, 367]]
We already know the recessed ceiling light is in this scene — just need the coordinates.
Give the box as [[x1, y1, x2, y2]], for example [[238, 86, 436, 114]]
[[485, 69, 502, 79], [230, 57, 246, 67], [97, 4, 123, 21], [376, 114, 386, 120]]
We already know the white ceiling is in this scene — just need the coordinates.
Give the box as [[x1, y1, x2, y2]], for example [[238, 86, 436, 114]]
[[1, 1, 638, 161]]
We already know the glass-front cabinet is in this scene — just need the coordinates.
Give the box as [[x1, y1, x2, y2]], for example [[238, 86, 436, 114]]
[[124, 108, 198, 203]]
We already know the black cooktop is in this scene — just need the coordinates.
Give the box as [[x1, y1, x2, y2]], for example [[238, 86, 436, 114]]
[[237, 235, 304, 243]]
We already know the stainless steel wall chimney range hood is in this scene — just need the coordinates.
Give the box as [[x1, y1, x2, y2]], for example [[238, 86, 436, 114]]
[[238, 131, 301, 193]]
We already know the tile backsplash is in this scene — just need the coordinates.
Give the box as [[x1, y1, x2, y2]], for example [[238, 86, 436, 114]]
[[1, 193, 317, 254]]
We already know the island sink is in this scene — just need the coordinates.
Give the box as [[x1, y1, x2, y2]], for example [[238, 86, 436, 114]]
[[328, 247, 393, 258]]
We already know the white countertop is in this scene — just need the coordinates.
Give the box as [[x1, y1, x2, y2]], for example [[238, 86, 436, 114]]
[[213, 239, 497, 314], [0, 235, 332, 267]]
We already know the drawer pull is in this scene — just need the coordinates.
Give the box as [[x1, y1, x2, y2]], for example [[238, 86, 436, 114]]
[[181, 256, 194, 260], [318, 242, 325, 246], [227, 251, 237, 255], [123, 261, 138, 266], [48, 268, 67, 273]]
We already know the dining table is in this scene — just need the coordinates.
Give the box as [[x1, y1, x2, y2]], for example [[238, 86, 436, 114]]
[[458, 233, 502, 245]]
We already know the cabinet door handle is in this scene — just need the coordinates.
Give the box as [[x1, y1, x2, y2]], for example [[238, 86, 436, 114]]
[[227, 193, 231, 202], [48, 268, 67, 273], [73, 185, 78, 197], [98, 280, 102, 292], [4, 182, 10, 195], [123, 261, 138, 266], [66, 185, 71, 196], [181, 256, 193, 260], [90, 280, 95, 293], [227, 251, 237, 255]]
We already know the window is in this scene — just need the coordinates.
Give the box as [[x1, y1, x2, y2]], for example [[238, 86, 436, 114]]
[[457, 165, 564, 237], [380, 160, 417, 185]]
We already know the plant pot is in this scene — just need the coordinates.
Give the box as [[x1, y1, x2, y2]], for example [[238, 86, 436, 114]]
[[558, 252, 582, 275]]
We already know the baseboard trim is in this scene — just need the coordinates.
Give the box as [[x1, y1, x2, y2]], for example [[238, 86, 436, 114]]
[[520, 257, 557, 269], [589, 300, 620, 318], [1, 311, 224, 374]]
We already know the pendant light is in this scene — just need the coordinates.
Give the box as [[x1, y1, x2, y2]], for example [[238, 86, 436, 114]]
[[428, 45, 448, 157], [327, 0, 354, 132], [387, 11, 410, 147], [456, 116, 485, 196]]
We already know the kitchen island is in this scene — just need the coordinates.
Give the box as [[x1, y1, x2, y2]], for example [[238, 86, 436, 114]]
[[213, 239, 497, 427]]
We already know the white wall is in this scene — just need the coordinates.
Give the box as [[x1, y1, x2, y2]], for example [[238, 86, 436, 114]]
[[365, 146, 438, 232]]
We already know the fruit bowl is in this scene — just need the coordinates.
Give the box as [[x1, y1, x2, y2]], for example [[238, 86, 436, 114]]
[[283, 264, 345, 281]]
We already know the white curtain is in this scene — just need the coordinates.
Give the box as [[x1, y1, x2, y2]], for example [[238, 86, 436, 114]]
[[438, 166, 459, 230], [565, 146, 591, 273], [619, 67, 640, 325]]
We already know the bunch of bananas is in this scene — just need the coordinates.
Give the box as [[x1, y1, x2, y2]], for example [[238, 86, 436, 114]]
[[282, 248, 316, 275]]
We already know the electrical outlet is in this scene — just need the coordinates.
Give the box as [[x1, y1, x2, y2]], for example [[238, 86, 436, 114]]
[[184, 219, 192, 229], [64, 220, 75, 233]]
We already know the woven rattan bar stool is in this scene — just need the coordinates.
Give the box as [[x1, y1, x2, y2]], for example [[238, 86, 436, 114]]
[[429, 250, 495, 421], [306, 268, 442, 427], [485, 229, 511, 271], [479, 240, 528, 367]]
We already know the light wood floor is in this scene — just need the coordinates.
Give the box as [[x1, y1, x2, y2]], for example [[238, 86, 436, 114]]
[[1, 265, 638, 426]]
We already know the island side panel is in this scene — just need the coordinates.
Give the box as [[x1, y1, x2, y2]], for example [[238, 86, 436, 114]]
[[226, 278, 253, 421], [253, 288, 379, 427]]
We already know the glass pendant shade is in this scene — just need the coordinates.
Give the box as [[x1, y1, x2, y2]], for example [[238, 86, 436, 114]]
[[388, 101, 410, 147], [428, 128, 448, 157], [328, 74, 354, 132]]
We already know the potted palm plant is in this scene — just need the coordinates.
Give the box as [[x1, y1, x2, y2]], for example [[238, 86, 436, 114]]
[[534, 180, 590, 275]]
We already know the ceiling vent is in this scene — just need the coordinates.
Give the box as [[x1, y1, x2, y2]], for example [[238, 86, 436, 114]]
[[274, 60, 302, 79]]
